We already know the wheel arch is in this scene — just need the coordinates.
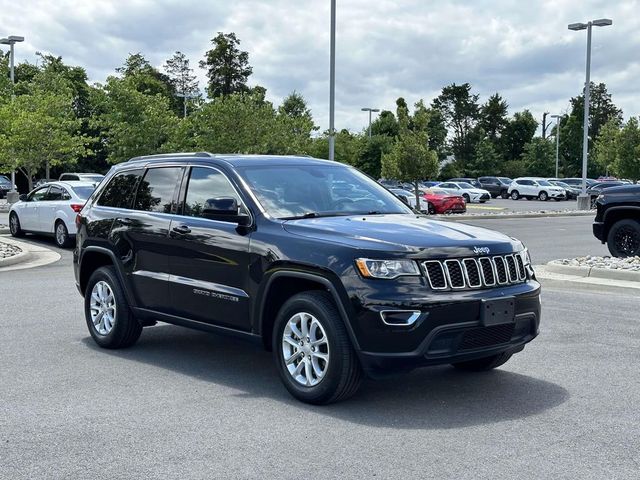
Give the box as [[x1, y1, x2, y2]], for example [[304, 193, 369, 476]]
[[603, 206, 640, 239], [78, 247, 134, 306], [256, 269, 359, 353]]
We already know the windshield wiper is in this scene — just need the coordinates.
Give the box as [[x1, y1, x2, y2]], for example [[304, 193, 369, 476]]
[[280, 212, 355, 220]]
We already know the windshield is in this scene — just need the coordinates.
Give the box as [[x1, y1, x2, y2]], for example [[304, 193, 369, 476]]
[[238, 164, 412, 219], [553, 181, 570, 188], [457, 182, 474, 189], [498, 177, 512, 184], [537, 180, 552, 186], [71, 186, 96, 200]]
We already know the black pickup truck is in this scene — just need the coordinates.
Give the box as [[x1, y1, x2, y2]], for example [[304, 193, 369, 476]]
[[593, 184, 640, 257]]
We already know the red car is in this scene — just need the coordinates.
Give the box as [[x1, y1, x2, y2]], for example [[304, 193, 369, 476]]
[[423, 188, 466, 214]]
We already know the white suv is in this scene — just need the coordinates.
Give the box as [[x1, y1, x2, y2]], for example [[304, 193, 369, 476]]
[[508, 178, 566, 201]]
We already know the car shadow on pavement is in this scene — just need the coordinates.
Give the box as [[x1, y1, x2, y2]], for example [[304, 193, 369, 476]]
[[82, 324, 568, 430]]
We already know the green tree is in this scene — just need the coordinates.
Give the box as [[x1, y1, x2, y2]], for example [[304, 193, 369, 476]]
[[479, 93, 509, 143], [200, 32, 253, 98], [97, 75, 179, 163], [521, 137, 556, 177], [592, 118, 620, 176], [431, 83, 480, 169], [569, 82, 623, 145], [500, 110, 537, 167], [615, 117, 640, 181], [469, 137, 502, 176], [164, 51, 200, 115], [413, 100, 448, 160], [370, 110, 398, 137], [0, 92, 89, 190], [355, 135, 393, 178], [381, 131, 438, 210]]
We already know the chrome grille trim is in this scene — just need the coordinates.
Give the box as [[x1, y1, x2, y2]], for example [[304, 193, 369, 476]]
[[423, 260, 447, 290], [478, 257, 496, 287], [422, 253, 527, 291], [444, 259, 465, 289], [462, 258, 482, 288]]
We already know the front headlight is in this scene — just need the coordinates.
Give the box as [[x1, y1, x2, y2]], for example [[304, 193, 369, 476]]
[[522, 248, 532, 266], [596, 194, 604, 202], [355, 258, 420, 279]]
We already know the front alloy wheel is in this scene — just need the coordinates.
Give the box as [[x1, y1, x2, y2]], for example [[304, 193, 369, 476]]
[[9, 212, 23, 237], [274, 291, 362, 404], [282, 312, 330, 387]]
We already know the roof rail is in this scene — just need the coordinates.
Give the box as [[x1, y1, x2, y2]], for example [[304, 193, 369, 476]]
[[127, 152, 215, 162]]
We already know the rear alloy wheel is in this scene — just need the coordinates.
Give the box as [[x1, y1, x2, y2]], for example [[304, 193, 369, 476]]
[[538, 191, 548, 201], [274, 291, 362, 404], [462, 193, 471, 203], [607, 219, 640, 258], [9, 212, 24, 237], [427, 202, 436, 215], [54, 221, 72, 248], [501, 190, 509, 199], [452, 352, 513, 371], [510, 191, 519, 200]]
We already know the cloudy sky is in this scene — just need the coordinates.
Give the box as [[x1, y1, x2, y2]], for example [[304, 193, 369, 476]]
[[2, 0, 639, 134]]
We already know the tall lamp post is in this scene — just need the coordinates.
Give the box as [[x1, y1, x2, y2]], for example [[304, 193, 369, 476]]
[[568, 18, 612, 209], [551, 114, 561, 179], [328, 0, 336, 161], [361, 107, 380, 138], [176, 92, 198, 118], [0, 35, 24, 203]]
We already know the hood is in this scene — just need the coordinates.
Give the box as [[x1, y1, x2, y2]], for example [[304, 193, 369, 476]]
[[282, 214, 521, 256]]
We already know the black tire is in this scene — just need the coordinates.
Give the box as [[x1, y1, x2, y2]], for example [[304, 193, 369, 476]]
[[84, 266, 142, 349], [607, 219, 640, 258], [462, 193, 470, 203], [273, 291, 362, 405], [54, 220, 72, 248], [427, 202, 436, 215], [500, 190, 509, 199], [510, 191, 519, 200], [538, 191, 548, 201], [9, 212, 24, 237], [452, 352, 513, 372]]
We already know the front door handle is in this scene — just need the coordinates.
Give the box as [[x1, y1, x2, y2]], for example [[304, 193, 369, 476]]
[[172, 224, 191, 235], [118, 217, 134, 225]]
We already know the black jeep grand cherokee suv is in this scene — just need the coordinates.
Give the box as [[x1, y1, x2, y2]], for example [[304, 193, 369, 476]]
[[74, 153, 541, 404]]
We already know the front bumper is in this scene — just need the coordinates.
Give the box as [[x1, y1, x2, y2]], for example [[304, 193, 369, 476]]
[[593, 221, 605, 242], [348, 281, 541, 375], [549, 191, 566, 199]]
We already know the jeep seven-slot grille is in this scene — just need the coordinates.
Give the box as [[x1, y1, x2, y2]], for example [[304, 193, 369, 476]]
[[423, 253, 528, 290]]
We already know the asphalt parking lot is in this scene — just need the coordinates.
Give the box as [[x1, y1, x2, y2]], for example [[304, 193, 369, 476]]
[[465, 197, 580, 214], [1, 215, 638, 479]]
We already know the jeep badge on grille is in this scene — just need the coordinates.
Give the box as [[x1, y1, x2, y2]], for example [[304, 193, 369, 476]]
[[473, 246, 490, 255]]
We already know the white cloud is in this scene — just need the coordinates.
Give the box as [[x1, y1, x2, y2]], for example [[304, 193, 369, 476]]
[[2, 0, 638, 134]]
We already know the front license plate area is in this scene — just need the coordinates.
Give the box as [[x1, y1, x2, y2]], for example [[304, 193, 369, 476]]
[[481, 297, 515, 326]]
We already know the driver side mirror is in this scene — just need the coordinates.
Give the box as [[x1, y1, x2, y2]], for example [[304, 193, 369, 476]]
[[202, 197, 251, 226], [19, 194, 28, 201]]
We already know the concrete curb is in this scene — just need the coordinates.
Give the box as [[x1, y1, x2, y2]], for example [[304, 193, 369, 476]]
[[442, 211, 594, 221], [0, 236, 61, 272], [546, 260, 640, 282], [0, 228, 9, 235], [535, 265, 640, 295], [0, 247, 31, 267]]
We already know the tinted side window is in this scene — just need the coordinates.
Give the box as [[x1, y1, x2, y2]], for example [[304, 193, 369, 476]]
[[134, 167, 182, 213], [29, 187, 49, 202], [183, 167, 241, 218], [98, 170, 143, 209], [46, 186, 64, 201]]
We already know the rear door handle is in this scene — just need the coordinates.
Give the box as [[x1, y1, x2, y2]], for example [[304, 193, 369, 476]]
[[172, 224, 191, 234]]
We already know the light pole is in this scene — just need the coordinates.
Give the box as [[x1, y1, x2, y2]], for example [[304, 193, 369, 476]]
[[361, 107, 380, 138], [0, 35, 24, 202], [176, 92, 198, 118], [328, 0, 336, 161], [551, 114, 561, 179], [568, 18, 612, 209]]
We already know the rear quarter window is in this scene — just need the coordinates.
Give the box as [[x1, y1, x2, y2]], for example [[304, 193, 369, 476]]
[[97, 170, 143, 209]]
